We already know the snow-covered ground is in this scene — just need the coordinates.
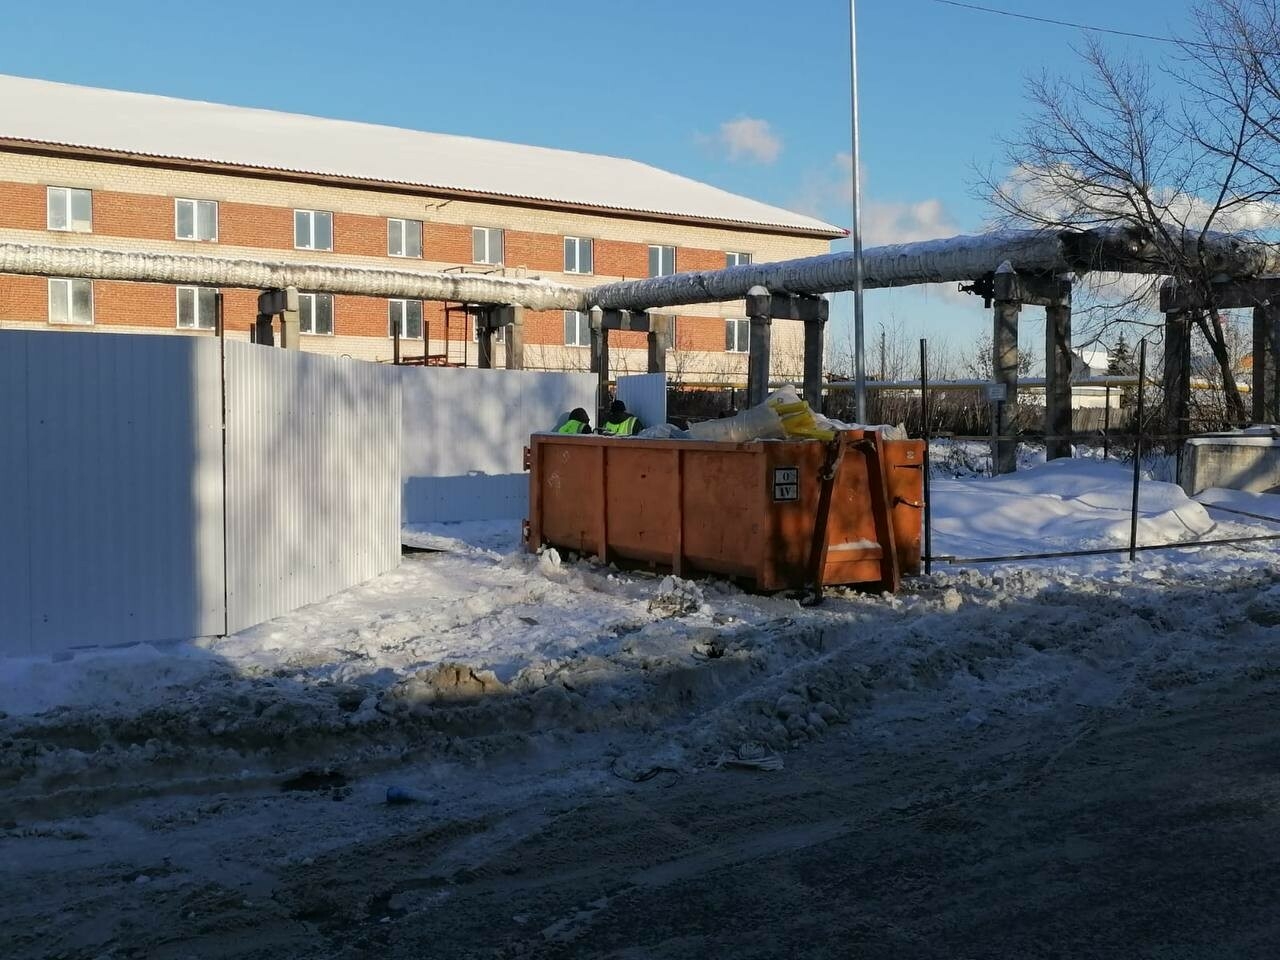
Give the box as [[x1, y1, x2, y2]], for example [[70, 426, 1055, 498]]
[[932, 458, 1278, 559], [3, 457, 1279, 802], [5, 456, 1280, 958]]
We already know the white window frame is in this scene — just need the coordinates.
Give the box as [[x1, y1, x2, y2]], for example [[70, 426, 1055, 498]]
[[725, 251, 752, 268], [47, 186, 92, 233], [298, 292, 334, 335], [48, 278, 94, 325], [176, 286, 219, 330], [564, 310, 590, 348], [387, 218, 423, 258], [175, 198, 219, 242], [472, 226, 504, 265], [564, 236, 594, 275], [294, 209, 334, 251], [648, 244, 675, 278], [388, 299, 424, 340], [725, 318, 750, 353]]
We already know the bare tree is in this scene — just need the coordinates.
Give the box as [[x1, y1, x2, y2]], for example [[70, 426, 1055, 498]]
[[962, 332, 1033, 382], [983, 20, 1280, 424]]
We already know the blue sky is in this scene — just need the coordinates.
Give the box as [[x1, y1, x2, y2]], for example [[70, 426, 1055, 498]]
[[1, 0, 1200, 369]]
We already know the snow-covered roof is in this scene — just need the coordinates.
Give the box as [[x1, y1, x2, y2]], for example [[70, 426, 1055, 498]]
[[0, 74, 844, 238]]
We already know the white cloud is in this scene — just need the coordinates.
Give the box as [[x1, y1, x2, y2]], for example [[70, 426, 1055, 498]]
[[709, 117, 783, 164], [995, 162, 1280, 235], [790, 152, 961, 246], [862, 198, 959, 247]]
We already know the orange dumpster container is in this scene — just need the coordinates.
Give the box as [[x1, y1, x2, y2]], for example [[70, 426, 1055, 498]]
[[524, 429, 924, 593]]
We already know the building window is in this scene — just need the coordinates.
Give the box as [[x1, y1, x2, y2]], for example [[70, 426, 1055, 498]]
[[47, 187, 92, 232], [725, 318, 750, 353], [175, 199, 218, 241], [726, 251, 752, 267], [177, 287, 218, 329], [648, 244, 675, 277], [472, 226, 504, 265], [48, 278, 93, 325], [388, 299, 424, 339], [388, 218, 422, 258], [564, 236, 594, 274], [564, 310, 590, 347], [294, 210, 333, 251], [298, 293, 334, 335]]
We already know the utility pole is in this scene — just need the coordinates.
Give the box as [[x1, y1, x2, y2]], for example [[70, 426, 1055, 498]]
[[850, 0, 868, 422]]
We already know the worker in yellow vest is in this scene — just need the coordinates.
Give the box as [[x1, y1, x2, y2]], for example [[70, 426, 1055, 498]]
[[599, 399, 641, 437], [555, 407, 593, 435]]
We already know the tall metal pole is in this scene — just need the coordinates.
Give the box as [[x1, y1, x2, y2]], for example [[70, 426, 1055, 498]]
[[850, 0, 868, 423], [1128, 338, 1147, 564], [920, 338, 932, 576]]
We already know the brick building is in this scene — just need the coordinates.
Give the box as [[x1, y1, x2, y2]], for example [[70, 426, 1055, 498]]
[[0, 75, 842, 381]]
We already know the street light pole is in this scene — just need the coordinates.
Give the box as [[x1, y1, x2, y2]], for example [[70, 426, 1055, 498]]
[[849, 0, 868, 422]]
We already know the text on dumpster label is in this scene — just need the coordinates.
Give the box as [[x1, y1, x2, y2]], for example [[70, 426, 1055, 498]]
[[773, 467, 799, 501]]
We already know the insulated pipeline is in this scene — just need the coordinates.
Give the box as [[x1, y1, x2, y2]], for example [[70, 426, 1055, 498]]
[[0, 242, 590, 312], [585, 226, 1280, 311]]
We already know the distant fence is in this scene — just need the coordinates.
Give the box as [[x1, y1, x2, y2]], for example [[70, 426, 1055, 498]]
[[400, 367, 594, 523], [0, 331, 400, 656]]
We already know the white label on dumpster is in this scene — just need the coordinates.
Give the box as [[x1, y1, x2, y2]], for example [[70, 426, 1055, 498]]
[[773, 467, 799, 501]]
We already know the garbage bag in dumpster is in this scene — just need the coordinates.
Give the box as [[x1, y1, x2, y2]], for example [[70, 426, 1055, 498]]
[[523, 429, 924, 593]]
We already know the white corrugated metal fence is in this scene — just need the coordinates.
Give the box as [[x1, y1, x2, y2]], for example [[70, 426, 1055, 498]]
[[0, 332, 225, 655], [0, 330, 592, 656], [400, 366, 594, 523], [223, 343, 401, 634], [0, 330, 402, 656]]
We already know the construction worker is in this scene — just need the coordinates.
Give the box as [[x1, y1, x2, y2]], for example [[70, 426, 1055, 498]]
[[556, 407, 593, 434], [599, 399, 641, 437]]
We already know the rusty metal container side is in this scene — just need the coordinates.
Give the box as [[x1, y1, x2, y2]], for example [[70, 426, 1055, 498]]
[[883, 439, 926, 575], [526, 431, 916, 592], [813, 431, 899, 593], [677, 446, 765, 580]]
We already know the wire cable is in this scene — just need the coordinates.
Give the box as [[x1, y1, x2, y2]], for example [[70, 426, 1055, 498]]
[[928, 0, 1214, 49]]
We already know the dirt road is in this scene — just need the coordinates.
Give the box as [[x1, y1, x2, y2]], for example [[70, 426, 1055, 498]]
[[7, 638, 1280, 960]]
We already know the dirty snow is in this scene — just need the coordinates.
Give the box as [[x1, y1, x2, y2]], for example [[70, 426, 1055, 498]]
[[6, 457, 1280, 958], [3, 456, 1280, 824]]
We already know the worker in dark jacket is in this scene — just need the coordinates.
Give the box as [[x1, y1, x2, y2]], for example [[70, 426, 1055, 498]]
[[600, 399, 641, 437], [557, 407, 592, 434]]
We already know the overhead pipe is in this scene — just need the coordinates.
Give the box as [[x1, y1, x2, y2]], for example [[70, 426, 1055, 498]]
[[585, 226, 1280, 311], [2, 225, 1276, 316], [0, 242, 588, 312]]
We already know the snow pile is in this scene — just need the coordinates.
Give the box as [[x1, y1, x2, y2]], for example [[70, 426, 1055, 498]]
[[931, 459, 1215, 557], [1197, 487, 1280, 523]]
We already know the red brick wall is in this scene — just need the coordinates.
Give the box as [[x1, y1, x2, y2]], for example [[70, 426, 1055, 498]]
[[0, 274, 45, 319], [0, 182, 46, 230], [94, 191, 173, 242], [425, 222, 472, 264], [675, 315, 725, 352], [505, 229, 560, 272], [675, 247, 725, 272], [333, 212, 386, 259], [96, 280, 174, 327], [220, 200, 292, 249], [595, 239, 648, 279]]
